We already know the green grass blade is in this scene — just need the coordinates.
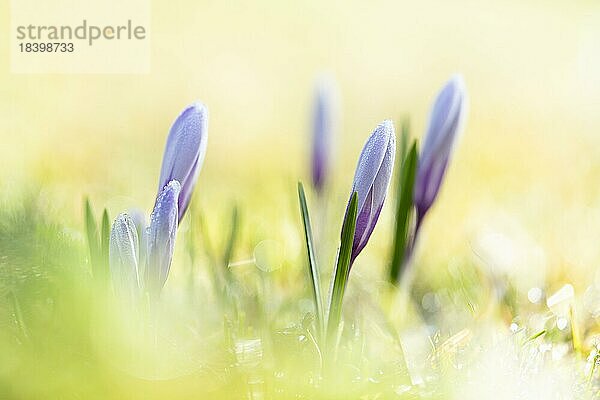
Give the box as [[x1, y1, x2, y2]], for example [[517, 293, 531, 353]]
[[399, 118, 410, 164], [570, 305, 582, 354], [84, 198, 99, 276], [222, 205, 240, 278], [198, 211, 217, 267], [326, 192, 358, 348], [526, 329, 546, 343], [297, 182, 323, 339], [389, 142, 418, 283], [100, 209, 110, 282], [199, 210, 223, 299]]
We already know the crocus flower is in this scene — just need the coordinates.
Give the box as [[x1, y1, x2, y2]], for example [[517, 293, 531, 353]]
[[109, 213, 140, 302], [311, 78, 336, 193], [157, 102, 208, 222], [347, 120, 396, 264], [413, 75, 467, 221], [145, 180, 180, 297]]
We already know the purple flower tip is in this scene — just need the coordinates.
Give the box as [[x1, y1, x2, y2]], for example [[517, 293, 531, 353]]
[[311, 77, 336, 192], [145, 180, 180, 297], [413, 75, 467, 219], [158, 102, 208, 223], [347, 120, 396, 264], [109, 213, 140, 300]]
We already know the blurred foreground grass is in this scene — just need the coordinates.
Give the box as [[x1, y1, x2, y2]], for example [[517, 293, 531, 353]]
[[0, 181, 598, 398]]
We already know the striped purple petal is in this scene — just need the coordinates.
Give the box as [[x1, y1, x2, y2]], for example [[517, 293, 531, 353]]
[[109, 213, 140, 301], [346, 120, 396, 264], [158, 102, 208, 222], [413, 75, 467, 219], [145, 180, 180, 297]]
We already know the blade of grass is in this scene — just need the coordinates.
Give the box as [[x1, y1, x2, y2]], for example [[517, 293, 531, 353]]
[[100, 209, 110, 282], [389, 142, 418, 283], [305, 325, 323, 373], [84, 198, 99, 277], [525, 329, 546, 343], [198, 211, 217, 267], [222, 205, 240, 280], [199, 210, 224, 302], [570, 304, 582, 354], [298, 182, 323, 339], [588, 350, 600, 388], [100, 209, 110, 257], [399, 118, 410, 163], [185, 207, 197, 296], [326, 192, 358, 349], [9, 291, 29, 342]]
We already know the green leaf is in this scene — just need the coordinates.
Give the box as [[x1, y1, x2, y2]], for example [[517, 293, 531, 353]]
[[326, 192, 358, 348], [297, 182, 323, 339], [84, 198, 99, 276], [389, 142, 418, 283]]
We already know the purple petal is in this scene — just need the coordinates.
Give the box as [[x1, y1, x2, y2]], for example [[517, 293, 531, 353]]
[[158, 102, 208, 221], [177, 154, 200, 220], [345, 120, 396, 264], [145, 180, 180, 296], [352, 201, 384, 263], [351, 120, 394, 214], [414, 75, 467, 218], [352, 187, 374, 260], [109, 213, 140, 301]]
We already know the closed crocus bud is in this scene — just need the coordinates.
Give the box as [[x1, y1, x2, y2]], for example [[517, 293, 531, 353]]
[[311, 78, 336, 193], [158, 102, 208, 222], [413, 75, 467, 220], [109, 213, 140, 301], [347, 120, 396, 264], [145, 180, 180, 297]]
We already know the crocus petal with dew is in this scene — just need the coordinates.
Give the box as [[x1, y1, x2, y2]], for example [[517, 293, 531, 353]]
[[347, 120, 396, 264], [145, 180, 180, 297], [158, 102, 208, 222], [413, 75, 467, 220], [109, 213, 140, 301]]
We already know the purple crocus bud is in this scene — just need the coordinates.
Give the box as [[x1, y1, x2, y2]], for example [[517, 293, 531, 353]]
[[348, 120, 396, 264], [109, 213, 140, 301], [158, 102, 208, 222], [145, 180, 180, 297], [413, 75, 467, 220], [311, 78, 336, 193]]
